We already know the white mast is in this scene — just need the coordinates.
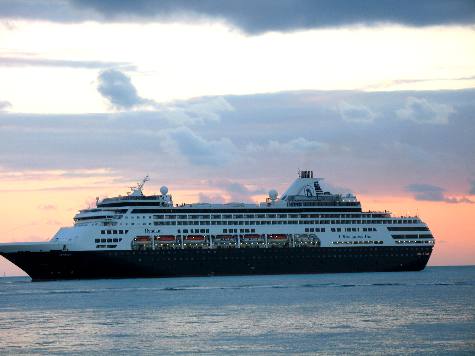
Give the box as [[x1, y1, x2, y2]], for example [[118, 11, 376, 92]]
[[128, 175, 150, 196]]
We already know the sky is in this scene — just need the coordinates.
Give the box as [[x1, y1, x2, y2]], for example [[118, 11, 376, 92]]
[[0, 0, 474, 275]]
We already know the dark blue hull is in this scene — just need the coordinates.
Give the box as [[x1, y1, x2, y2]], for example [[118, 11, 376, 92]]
[[1, 246, 433, 281]]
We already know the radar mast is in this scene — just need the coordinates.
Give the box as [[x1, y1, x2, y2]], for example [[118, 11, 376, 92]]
[[128, 175, 150, 196]]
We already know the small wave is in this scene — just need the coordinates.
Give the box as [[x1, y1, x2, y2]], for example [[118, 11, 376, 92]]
[[0, 279, 31, 285], [415, 281, 475, 286], [0, 289, 96, 296], [49, 289, 94, 294], [1, 279, 472, 297]]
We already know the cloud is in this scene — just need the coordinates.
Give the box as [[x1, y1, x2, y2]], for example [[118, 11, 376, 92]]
[[166, 126, 237, 166], [220, 181, 265, 200], [197, 192, 226, 204], [0, 0, 97, 23], [470, 181, 475, 195], [96, 69, 234, 120], [338, 102, 376, 123], [268, 138, 326, 153], [197, 183, 267, 204], [161, 96, 234, 124], [406, 183, 473, 203], [202, 180, 266, 202], [178, 97, 234, 123], [406, 183, 445, 201], [0, 100, 11, 111], [97, 69, 154, 110], [0, 88, 474, 196], [397, 97, 455, 124], [0, 56, 135, 70], [363, 74, 475, 91], [247, 138, 327, 154], [1, 1, 474, 33]]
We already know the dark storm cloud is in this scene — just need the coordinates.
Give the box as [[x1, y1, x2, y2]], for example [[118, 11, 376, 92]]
[[0, 56, 135, 70], [406, 183, 473, 203], [97, 69, 153, 109], [0, 0, 93, 23], [0, 0, 474, 33]]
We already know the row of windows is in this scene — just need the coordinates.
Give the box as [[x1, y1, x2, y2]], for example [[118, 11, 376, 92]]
[[96, 244, 117, 248], [179, 229, 210, 234], [142, 234, 317, 241], [124, 245, 429, 254], [99, 202, 359, 209], [304, 228, 326, 232], [132, 207, 362, 214], [122, 252, 431, 261], [392, 234, 434, 239], [101, 229, 129, 235], [153, 213, 374, 219], [287, 202, 360, 207], [395, 240, 435, 244], [120, 247, 432, 257], [222, 228, 257, 233], [387, 227, 429, 231], [328, 227, 378, 233], [151, 214, 419, 223], [332, 241, 384, 245], [75, 215, 113, 221], [95, 238, 123, 243], [153, 220, 410, 226]]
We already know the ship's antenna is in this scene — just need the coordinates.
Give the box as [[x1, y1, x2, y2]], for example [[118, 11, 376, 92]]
[[137, 175, 150, 191], [128, 175, 150, 196]]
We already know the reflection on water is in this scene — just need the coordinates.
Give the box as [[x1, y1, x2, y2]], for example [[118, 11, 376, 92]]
[[0, 267, 474, 354]]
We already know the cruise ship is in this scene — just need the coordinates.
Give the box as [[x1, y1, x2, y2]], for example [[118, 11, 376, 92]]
[[0, 171, 434, 281]]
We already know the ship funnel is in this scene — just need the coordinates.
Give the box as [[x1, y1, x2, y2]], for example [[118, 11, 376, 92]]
[[299, 170, 314, 179]]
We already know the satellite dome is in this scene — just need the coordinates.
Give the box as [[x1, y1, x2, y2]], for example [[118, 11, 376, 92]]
[[268, 189, 278, 200], [160, 186, 169, 195]]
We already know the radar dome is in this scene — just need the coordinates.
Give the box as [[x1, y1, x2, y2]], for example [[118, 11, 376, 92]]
[[160, 186, 169, 195], [268, 189, 278, 200]]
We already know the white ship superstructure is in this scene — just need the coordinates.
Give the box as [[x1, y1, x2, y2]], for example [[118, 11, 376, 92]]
[[50, 171, 434, 252]]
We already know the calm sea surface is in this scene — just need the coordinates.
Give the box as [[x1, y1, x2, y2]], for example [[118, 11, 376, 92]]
[[0, 266, 474, 355]]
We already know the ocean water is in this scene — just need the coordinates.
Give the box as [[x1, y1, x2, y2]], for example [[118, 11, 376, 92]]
[[0, 267, 474, 355]]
